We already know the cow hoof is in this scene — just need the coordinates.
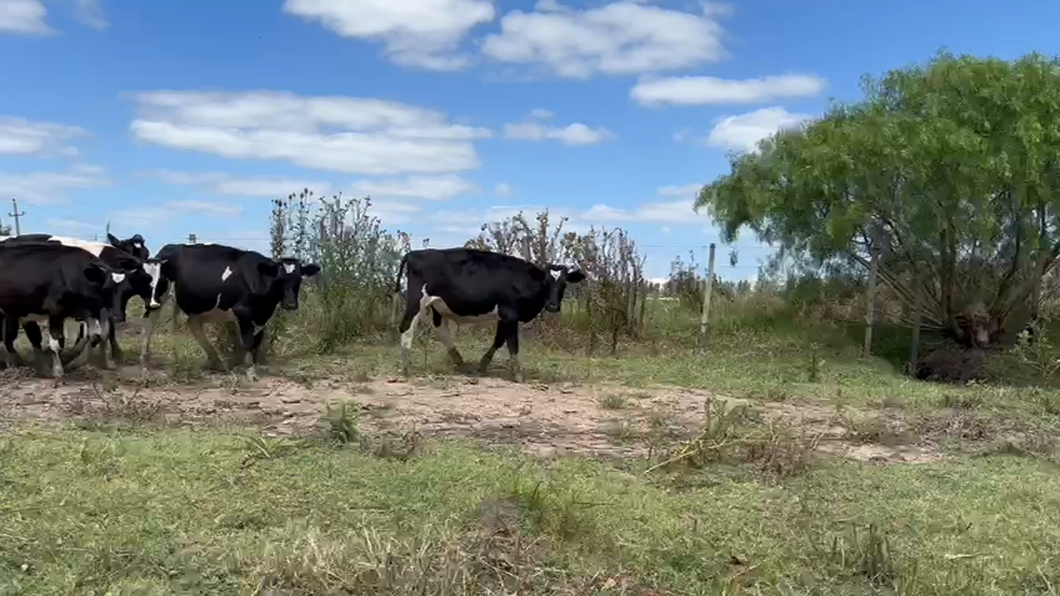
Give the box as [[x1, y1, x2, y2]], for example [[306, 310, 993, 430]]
[[512, 373, 524, 383]]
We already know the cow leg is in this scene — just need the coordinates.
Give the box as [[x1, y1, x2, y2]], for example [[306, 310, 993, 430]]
[[108, 320, 123, 366], [187, 314, 225, 370], [237, 321, 265, 382], [479, 319, 517, 377], [139, 307, 162, 370], [44, 316, 65, 379], [432, 310, 466, 372], [92, 316, 112, 370], [398, 279, 425, 377], [504, 324, 522, 383], [1, 315, 21, 367], [23, 322, 44, 374]]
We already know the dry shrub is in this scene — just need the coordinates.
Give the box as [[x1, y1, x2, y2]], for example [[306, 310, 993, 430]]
[[646, 397, 828, 477], [270, 191, 411, 353]]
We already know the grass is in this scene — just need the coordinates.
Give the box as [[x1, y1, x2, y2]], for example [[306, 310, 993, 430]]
[[4, 299, 1060, 593], [1, 423, 1059, 594]]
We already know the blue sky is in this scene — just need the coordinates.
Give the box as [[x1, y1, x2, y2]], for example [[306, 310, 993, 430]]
[[1, 0, 1057, 281]]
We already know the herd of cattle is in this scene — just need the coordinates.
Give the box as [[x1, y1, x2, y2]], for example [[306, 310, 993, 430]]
[[0, 233, 585, 382]]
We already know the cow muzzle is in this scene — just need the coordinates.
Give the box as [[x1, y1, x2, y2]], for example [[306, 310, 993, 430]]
[[544, 304, 561, 313]]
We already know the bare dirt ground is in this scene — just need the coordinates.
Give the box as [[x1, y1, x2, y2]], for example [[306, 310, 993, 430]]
[[0, 366, 942, 464]]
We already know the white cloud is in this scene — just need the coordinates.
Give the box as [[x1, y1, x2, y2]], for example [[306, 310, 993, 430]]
[[657, 183, 702, 198], [351, 174, 479, 200], [282, 0, 494, 70], [704, 106, 812, 153], [494, 182, 516, 197], [0, 117, 85, 156], [139, 169, 333, 198], [73, 0, 108, 30], [128, 90, 492, 175], [581, 183, 708, 225], [527, 108, 554, 120], [168, 200, 242, 216], [44, 217, 100, 232], [631, 74, 826, 106], [582, 199, 705, 224], [0, 0, 50, 34], [0, 164, 110, 205], [481, 0, 726, 78], [672, 127, 691, 142], [503, 110, 614, 145]]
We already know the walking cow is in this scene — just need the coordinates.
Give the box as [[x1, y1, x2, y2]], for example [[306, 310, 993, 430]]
[[393, 248, 584, 381], [140, 243, 320, 381], [0, 242, 127, 378]]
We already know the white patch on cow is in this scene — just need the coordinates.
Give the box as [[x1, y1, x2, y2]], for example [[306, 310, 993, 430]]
[[111, 272, 126, 284], [221, 266, 233, 282], [47, 336, 60, 353], [143, 262, 163, 308], [45, 235, 107, 258], [419, 284, 500, 325], [550, 269, 561, 280], [134, 243, 143, 249], [283, 263, 295, 274]]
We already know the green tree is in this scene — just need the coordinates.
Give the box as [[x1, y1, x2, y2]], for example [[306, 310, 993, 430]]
[[696, 50, 1060, 346]]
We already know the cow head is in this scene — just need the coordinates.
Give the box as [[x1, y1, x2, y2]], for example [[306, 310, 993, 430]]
[[543, 264, 585, 313], [108, 232, 150, 261], [136, 258, 170, 312], [259, 257, 321, 311]]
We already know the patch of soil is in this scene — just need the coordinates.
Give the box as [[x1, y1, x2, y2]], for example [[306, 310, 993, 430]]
[[0, 368, 942, 464]]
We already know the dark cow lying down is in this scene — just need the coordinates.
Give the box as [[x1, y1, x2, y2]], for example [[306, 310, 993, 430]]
[[0, 233, 160, 369], [0, 242, 127, 378], [141, 243, 320, 380], [394, 248, 584, 381]]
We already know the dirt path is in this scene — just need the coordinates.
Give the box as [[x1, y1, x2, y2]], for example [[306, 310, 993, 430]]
[[0, 369, 941, 464]]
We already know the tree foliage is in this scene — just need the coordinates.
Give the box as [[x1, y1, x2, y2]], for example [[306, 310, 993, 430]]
[[697, 50, 1060, 346]]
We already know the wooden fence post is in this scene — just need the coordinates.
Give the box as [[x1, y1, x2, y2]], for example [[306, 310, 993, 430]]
[[907, 272, 923, 375], [863, 243, 879, 358], [698, 243, 716, 354]]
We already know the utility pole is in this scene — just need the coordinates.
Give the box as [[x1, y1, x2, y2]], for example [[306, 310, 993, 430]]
[[9, 198, 24, 235], [188, 233, 197, 244]]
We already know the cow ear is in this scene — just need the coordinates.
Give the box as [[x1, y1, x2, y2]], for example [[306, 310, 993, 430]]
[[301, 263, 321, 278], [567, 269, 585, 283], [83, 265, 106, 284], [107, 233, 121, 246], [258, 260, 280, 278]]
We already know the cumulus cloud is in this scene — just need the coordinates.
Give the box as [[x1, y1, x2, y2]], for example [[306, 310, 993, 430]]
[[73, 0, 108, 30], [0, 164, 110, 205], [0, 117, 86, 156], [282, 0, 494, 70], [494, 182, 516, 197], [481, 0, 727, 78], [704, 106, 813, 152], [127, 90, 492, 175], [631, 73, 826, 106], [581, 184, 707, 225], [503, 110, 614, 145], [0, 0, 50, 34], [167, 200, 242, 216], [44, 217, 100, 232], [351, 174, 480, 201], [138, 169, 333, 198]]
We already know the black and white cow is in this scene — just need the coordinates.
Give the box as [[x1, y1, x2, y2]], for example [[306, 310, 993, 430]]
[[0, 234, 161, 368], [141, 243, 320, 380], [394, 248, 585, 381], [0, 242, 124, 378]]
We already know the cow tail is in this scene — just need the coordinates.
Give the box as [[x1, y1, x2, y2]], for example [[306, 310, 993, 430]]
[[390, 253, 409, 329]]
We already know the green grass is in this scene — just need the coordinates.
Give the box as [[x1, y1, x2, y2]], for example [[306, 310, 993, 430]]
[[1, 424, 1058, 595]]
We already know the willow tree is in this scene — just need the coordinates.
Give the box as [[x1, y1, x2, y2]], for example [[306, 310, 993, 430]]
[[697, 51, 1060, 346]]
